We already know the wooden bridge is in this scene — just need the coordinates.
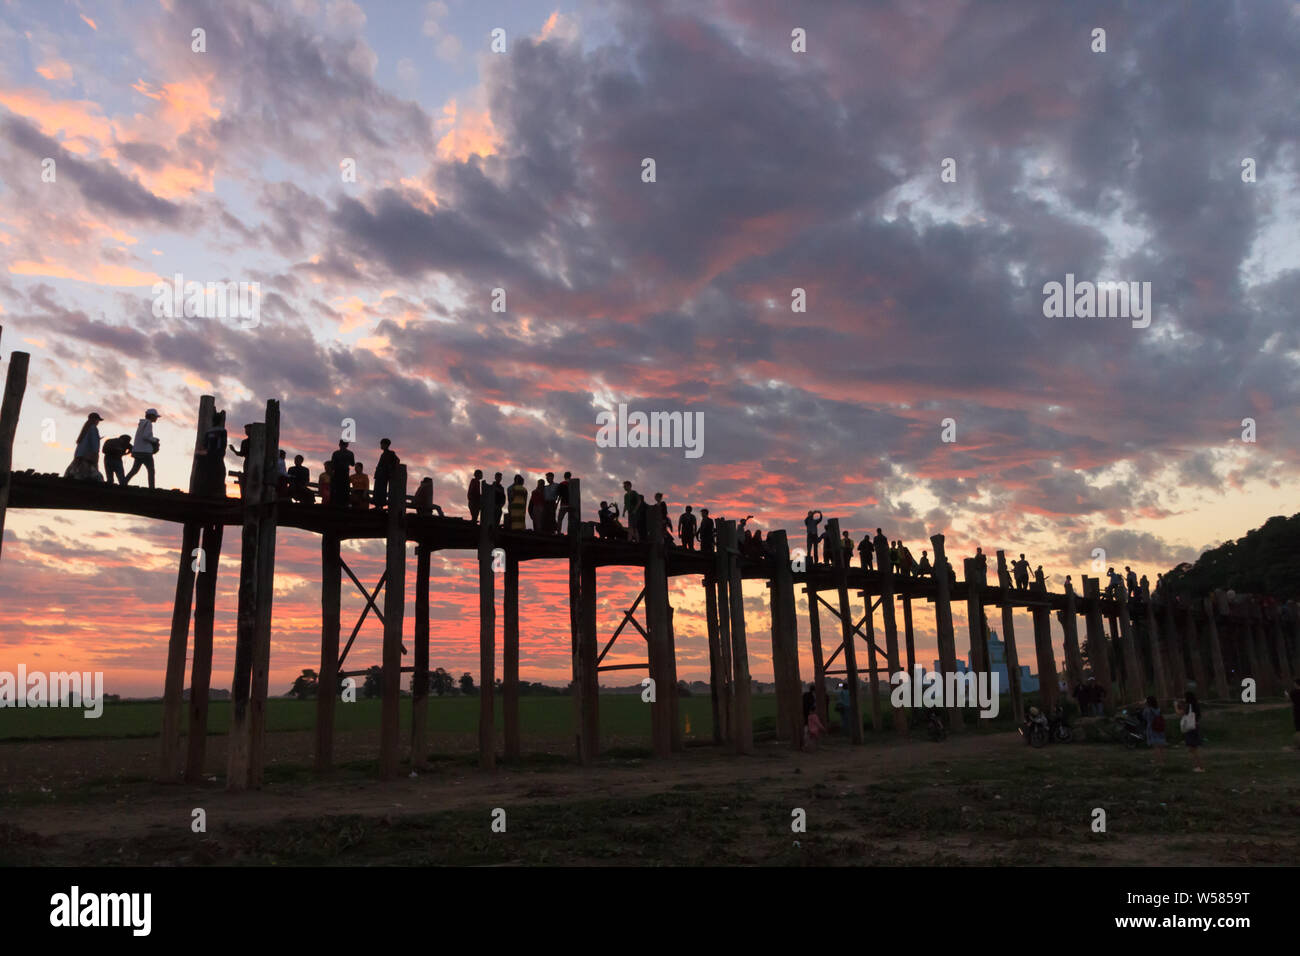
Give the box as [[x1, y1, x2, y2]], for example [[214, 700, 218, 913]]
[[0, 334, 1296, 790]]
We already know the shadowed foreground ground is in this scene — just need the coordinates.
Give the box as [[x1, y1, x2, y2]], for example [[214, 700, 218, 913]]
[[1, 699, 1296, 866]]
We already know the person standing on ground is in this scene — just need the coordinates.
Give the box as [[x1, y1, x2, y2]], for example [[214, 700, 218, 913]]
[[102, 433, 132, 486], [678, 506, 697, 550], [373, 438, 399, 509], [467, 469, 483, 523], [804, 510, 823, 564], [802, 682, 817, 721], [1175, 699, 1204, 771], [1141, 695, 1167, 766], [329, 441, 354, 508], [124, 408, 161, 488]]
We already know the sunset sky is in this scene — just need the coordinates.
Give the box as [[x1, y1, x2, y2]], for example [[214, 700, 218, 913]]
[[1, 0, 1297, 698]]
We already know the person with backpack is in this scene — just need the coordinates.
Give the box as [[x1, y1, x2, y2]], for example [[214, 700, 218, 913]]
[[372, 438, 399, 510], [102, 434, 132, 486], [1141, 695, 1167, 765], [1175, 699, 1204, 772], [123, 408, 161, 488]]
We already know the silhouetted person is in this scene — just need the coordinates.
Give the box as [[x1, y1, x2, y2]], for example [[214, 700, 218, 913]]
[[467, 469, 483, 522], [329, 441, 354, 508], [557, 472, 573, 534], [509, 474, 528, 530], [373, 438, 399, 509], [841, 530, 853, 568], [899, 543, 914, 578], [678, 506, 697, 550], [1125, 566, 1139, 598], [803, 683, 817, 720], [412, 476, 442, 516], [528, 479, 546, 531], [623, 481, 642, 543], [318, 460, 332, 505], [917, 549, 932, 578], [654, 493, 671, 545], [805, 510, 824, 563], [543, 472, 559, 534], [974, 547, 987, 581], [103, 434, 132, 486], [350, 462, 369, 508], [598, 501, 625, 540], [124, 408, 161, 488], [858, 533, 873, 570], [698, 508, 715, 555], [288, 454, 313, 503], [65, 413, 104, 481], [1014, 554, 1030, 591], [489, 473, 505, 528], [873, 528, 888, 572]]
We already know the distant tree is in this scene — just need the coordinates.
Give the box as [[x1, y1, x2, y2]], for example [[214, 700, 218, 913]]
[[362, 665, 382, 699], [430, 667, 454, 696], [676, 680, 693, 697], [289, 668, 319, 700], [459, 672, 476, 695]]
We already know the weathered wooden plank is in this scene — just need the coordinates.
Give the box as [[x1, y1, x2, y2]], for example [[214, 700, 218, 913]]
[[185, 522, 223, 783], [379, 464, 407, 779]]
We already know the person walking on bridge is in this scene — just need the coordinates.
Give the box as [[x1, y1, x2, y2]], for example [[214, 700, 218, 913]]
[[66, 412, 104, 481], [678, 506, 697, 550], [1014, 554, 1031, 591], [124, 408, 161, 488], [373, 438, 399, 510], [804, 510, 824, 564], [329, 441, 354, 508], [467, 469, 483, 523], [103, 433, 132, 486]]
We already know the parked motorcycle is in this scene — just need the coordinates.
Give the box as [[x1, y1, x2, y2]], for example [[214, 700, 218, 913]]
[[1114, 709, 1146, 749], [1019, 707, 1050, 747], [1048, 704, 1073, 743]]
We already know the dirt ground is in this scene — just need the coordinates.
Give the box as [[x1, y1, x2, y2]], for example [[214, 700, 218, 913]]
[[3, 704, 1298, 865]]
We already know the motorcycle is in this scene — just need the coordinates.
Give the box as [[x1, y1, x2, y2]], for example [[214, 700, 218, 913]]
[[1048, 704, 1073, 743], [1114, 709, 1146, 749], [1019, 705, 1072, 747]]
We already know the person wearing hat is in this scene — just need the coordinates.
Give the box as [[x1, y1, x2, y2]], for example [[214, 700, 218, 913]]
[[66, 412, 104, 480], [124, 408, 161, 488]]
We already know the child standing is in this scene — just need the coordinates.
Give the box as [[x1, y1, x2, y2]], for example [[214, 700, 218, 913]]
[[1176, 700, 1204, 772]]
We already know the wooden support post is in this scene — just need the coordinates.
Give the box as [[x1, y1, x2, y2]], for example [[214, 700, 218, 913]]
[[1249, 600, 1279, 694], [246, 401, 280, 790], [1059, 580, 1084, 692], [667, 604, 682, 752], [1142, 587, 1172, 702], [767, 531, 803, 748], [1081, 577, 1114, 713], [872, 534, 906, 734], [705, 573, 725, 745], [1163, 597, 1190, 695], [185, 522, 222, 783], [578, 560, 599, 763], [826, 520, 863, 743], [411, 541, 431, 767], [963, 558, 986, 677], [768, 584, 789, 742], [859, 587, 882, 732], [721, 520, 753, 754], [226, 422, 266, 790], [995, 552, 1025, 725], [714, 549, 735, 740], [379, 465, 408, 779], [0, 347, 30, 567], [503, 550, 520, 763], [930, 534, 963, 732], [1179, 601, 1205, 698], [477, 489, 497, 771], [644, 517, 673, 758], [901, 586, 917, 678], [1269, 604, 1293, 685], [1030, 577, 1058, 714], [160, 522, 200, 781], [1115, 585, 1143, 703], [805, 583, 828, 726], [1203, 595, 1230, 699], [316, 531, 342, 772]]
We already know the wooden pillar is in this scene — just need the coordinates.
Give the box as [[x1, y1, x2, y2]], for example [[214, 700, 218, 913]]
[[714, 550, 735, 740], [226, 422, 266, 791], [826, 520, 862, 743], [502, 551, 520, 762], [805, 583, 828, 726], [316, 531, 342, 772], [477, 486, 497, 770], [411, 541, 431, 767], [721, 520, 753, 754], [246, 401, 280, 789], [901, 585, 917, 678], [930, 534, 963, 732], [1269, 604, 1293, 686], [1115, 585, 1144, 703], [1180, 601, 1205, 699], [1081, 577, 1114, 712], [184, 522, 223, 783], [1203, 595, 1230, 699], [705, 572, 725, 745], [768, 531, 803, 748], [1030, 578, 1058, 713], [160, 522, 200, 781], [1142, 586, 1172, 702], [0, 347, 30, 566], [1250, 600, 1280, 694], [667, 605, 682, 752], [578, 560, 599, 762], [161, 396, 214, 781], [963, 558, 986, 676], [995, 552, 1025, 725], [872, 534, 906, 734], [644, 517, 672, 758], [858, 587, 882, 732], [1060, 583, 1085, 692]]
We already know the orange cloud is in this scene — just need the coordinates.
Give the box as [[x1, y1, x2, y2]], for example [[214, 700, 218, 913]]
[[435, 99, 500, 162], [10, 258, 160, 287]]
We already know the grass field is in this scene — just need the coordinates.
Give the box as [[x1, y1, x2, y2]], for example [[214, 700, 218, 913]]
[[2, 694, 1297, 866]]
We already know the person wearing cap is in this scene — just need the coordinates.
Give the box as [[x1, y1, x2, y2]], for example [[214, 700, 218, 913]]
[[124, 408, 161, 488], [66, 413, 104, 480], [102, 433, 133, 485]]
